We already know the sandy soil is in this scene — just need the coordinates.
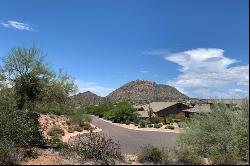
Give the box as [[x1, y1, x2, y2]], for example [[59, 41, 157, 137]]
[[97, 117, 182, 133], [22, 155, 77, 165], [39, 114, 101, 143]]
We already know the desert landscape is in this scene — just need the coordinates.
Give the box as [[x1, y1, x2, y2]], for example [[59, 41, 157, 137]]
[[0, 0, 249, 165]]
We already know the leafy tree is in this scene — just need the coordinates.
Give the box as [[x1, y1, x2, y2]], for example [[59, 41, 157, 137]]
[[178, 101, 249, 164], [0, 46, 77, 111]]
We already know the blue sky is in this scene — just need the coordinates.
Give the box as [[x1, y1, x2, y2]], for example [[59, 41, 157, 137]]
[[0, 0, 249, 98]]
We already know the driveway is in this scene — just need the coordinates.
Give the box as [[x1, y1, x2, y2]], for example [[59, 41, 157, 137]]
[[91, 116, 178, 154]]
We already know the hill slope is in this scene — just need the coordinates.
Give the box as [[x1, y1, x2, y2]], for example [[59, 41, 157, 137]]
[[71, 91, 104, 105], [106, 80, 188, 103]]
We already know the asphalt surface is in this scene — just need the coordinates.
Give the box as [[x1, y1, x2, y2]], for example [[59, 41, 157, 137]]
[[91, 116, 178, 154]]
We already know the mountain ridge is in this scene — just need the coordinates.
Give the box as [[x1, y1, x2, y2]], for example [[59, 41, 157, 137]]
[[71, 80, 189, 105]]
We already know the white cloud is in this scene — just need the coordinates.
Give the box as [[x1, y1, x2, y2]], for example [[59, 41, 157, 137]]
[[75, 80, 114, 97], [164, 48, 249, 98], [1, 20, 33, 31]]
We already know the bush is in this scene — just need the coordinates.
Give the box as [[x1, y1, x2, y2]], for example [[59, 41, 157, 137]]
[[138, 145, 163, 164], [50, 135, 62, 143], [138, 121, 146, 128], [67, 132, 123, 164], [47, 126, 65, 137], [148, 124, 153, 128], [150, 117, 161, 124], [67, 113, 91, 127], [133, 119, 139, 126], [104, 102, 138, 123], [165, 125, 175, 130], [0, 141, 20, 165], [0, 109, 45, 146], [125, 120, 131, 125], [154, 124, 162, 128], [178, 102, 249, 164], [138, 145, 204, 165]]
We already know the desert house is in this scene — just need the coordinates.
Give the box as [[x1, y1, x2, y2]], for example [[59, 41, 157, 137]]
[[134, 102, 211, 119]]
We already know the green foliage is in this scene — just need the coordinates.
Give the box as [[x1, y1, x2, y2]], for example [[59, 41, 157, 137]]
[[150, 117, 161, 124], [0, 46, 77, 112], [67, 113, 91, 127], [138, 120, 146, 128], [178, 101, 249, 164], [104, 102, 138, 123], [153, 123, 162, 128], [84, 101, 138, 124], [167, 114, 186, 123], [125, 119, 131, 125], [0, 140, 20, 165], [0, 109, 44, 146]]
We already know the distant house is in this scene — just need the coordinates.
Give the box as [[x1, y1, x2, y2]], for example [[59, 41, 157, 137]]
[[134, 102, 190, 119], [133, 102, 211, 119], [183, 104, 211, 117]]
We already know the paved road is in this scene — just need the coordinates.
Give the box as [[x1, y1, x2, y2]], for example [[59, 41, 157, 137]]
[[91, 116, 178, 154]]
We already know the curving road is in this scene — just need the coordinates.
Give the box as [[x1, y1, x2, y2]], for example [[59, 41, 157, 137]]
[[91, 116, 178, 154]]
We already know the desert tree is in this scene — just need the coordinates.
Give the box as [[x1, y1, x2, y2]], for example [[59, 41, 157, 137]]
[[0, 46, 77, 111]]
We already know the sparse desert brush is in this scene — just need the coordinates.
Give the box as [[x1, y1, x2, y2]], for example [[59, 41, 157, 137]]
[[67, 132, 123, 165]]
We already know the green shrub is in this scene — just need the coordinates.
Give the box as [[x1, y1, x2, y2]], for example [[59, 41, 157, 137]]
[[139, 121, 146, 128], [125, 120, 131, 125], [67, 132, 123, 165], [104, 102, 138, 123], [133, 119, 139, 126], [50, 135, 62, 143], [150, 117, 161, 124], [0, 109, 44, 146], [154, 124, 162, 128], [67, 113, 91, 127], [47, 126, 65, 137], [148, 124, 153, 128], [178, 101, 249, 165], [0, 141, 20, 165]]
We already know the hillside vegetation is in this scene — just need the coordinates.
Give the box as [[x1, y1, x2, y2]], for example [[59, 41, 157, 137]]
[[107, 80, 188, 103]]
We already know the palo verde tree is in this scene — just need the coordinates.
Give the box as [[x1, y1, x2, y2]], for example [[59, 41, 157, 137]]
[[0, 46, 77, 111]]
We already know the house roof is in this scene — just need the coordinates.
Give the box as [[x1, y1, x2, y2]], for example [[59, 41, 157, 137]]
[[183, 104, 211, 113], [134, 102, 180, 113], [149, 102, 178, 113]]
